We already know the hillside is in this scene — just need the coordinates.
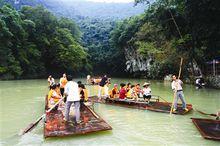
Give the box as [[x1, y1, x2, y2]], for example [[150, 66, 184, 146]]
[[0, 0, 149, 77], [1, 0, 146, 20]]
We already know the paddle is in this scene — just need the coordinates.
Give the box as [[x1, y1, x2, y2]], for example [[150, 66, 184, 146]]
[[20, 96, 65, 135], [195, 109, 217, 117], [170, 57, 183, 114], [85, 104, 100, 119]]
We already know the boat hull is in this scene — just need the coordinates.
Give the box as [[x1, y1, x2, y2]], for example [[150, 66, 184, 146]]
[[192, 118, 220, 141], [89, 96, 193, 115]]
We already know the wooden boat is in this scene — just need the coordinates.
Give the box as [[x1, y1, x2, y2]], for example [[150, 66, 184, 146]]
[[89, 96, 193, 115], [192, 118, 220, 141], [44, 96, 112, 138]]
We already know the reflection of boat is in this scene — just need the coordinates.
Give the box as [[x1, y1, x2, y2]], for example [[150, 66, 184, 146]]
[[44, 96, 112, 138], [192, 118, 220, 141], [89, 96, 193, 115]]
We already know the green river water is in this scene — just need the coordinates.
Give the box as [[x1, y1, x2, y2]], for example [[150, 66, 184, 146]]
[[0, 78, 219, 146]]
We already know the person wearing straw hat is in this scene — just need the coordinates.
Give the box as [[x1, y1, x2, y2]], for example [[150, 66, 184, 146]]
[[171, 75, 188, 112], [142, 82, 151, 103]]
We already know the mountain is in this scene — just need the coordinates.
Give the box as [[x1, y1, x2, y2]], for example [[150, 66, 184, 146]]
[[2, 0, 146, 19]]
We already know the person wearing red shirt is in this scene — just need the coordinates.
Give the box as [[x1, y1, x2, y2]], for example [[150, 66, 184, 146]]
[[119, 83, 127, 99]]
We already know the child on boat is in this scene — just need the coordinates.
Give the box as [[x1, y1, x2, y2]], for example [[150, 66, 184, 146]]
[[119, 83, 127, 99], [109, 84, 119, 98], [142, 82, 151, 103]]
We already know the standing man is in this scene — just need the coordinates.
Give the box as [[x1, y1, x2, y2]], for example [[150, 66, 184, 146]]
[[98, 75, 108, 98], [86, 75, 91, 84], [216, 111, 220, 120], [171, 74, 188, 112], [64, 75, 81, 124], [47, 75, 55, 86], [59, 73, 67, 97]]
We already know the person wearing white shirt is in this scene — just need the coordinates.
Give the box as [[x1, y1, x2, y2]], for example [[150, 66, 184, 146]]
[[171, 75, 188, 112], [142, 82, 151, 103], [64, 75, 81, 123], [47, 75, 55, 86]]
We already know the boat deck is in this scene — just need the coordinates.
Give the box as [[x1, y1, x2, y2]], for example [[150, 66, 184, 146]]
[[192, 118, 220, 141], [44, 98, 112, 138]]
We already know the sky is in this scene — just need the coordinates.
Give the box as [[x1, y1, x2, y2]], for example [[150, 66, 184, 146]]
[[60, 0, 135, 3], [87, 0, 134, 3]]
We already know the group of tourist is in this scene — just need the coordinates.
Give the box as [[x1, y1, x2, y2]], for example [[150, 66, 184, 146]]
[[98, 74, 188, 112], [46, 73, 189, 123], [47, 74, 88, 124], [108, 82, 152, 103], [46, 73, 220, 124], [96, 75, 152, 103]]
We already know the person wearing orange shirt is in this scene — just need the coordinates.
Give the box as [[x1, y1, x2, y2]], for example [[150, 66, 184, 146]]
[[59, 73, 67, 97], [109, 84, 119, 98]]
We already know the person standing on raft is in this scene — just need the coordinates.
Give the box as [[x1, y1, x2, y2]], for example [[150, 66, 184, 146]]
[[171, 75, 188, 112], [98, 75, 108, 98], [59, 73, 67, 97], [64, 75, 81, 124], [47, 75, 55, 86]]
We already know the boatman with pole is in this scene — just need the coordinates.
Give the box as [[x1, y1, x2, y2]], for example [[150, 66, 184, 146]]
[[171, 74, 188, 113]]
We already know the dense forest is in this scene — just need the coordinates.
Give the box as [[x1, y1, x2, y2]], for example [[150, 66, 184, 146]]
[[0, 0, 220, 83], [0, 5, 87, 79]]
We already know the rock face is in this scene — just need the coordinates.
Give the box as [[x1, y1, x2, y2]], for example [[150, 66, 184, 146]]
[[187, 59, 203, 77], [124, 47, 152, 74]]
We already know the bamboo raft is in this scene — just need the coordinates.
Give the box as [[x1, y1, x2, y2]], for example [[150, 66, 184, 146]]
[[44, 96, 112, 138], [192, 118, 220, 141], [89, 96, 193, 115]]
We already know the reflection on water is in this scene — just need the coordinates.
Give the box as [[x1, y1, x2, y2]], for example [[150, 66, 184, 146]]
[[0, 79, 220, 146]]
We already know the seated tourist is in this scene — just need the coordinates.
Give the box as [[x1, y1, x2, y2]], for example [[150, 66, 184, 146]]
[[109, 84, 119, 98], [47, 83, 61, 110], [119, 83, 127, 99], [126, 82, 131, 92], [142, 82, 151, 103], [135, 84, 142, 98], [126, 85, 138, 99]]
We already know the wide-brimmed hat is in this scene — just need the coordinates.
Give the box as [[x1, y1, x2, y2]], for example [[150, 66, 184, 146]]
[[143, 82, 150, 87]]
